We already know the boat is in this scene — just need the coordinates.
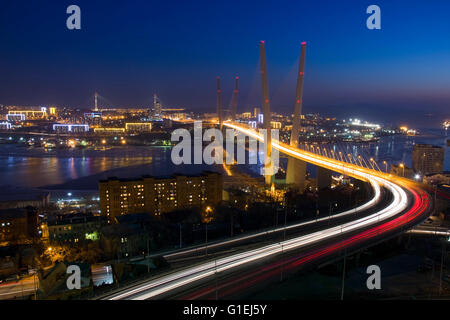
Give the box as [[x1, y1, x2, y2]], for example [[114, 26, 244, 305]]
[[444, 120, 450, 130]]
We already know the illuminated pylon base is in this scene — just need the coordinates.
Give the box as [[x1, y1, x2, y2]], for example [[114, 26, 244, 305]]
[[265, 172, 273, 186], [317, 166, 333, 190], [286, 157, 306, 192], [264, 160, 274, 186]]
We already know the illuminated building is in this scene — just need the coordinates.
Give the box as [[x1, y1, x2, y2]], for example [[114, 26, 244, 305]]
[[412, 144, 445, 175], [99, 171, 222, 220], [84, 112, 102, 127], [240, 112, 252, 119], [8, 110, 47, 120], [0, 122, 11, 130], [6, 114, 25, 122], [47, 214, 106, 244], [270, 121, 281, 129], [94, 127, 126, 134], [49, 107, 57, 115], [423, 172, 450, 186], [53, 124, 89, 133], [167, 113, 186, 120], [257, 113, 264, 124], [248, 121, 257, 128], [153, 94, 162, 118], [254, 107, 260, 117], [125, 122, 152, 133], [0, 207, 38, 246]]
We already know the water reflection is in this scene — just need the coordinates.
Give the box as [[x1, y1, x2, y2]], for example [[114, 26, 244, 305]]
[[0, 145, 212, 189], [0, 129, 447, 189]]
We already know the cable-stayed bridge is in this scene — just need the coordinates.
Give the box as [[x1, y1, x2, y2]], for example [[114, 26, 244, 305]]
[[101, 41, 434, 300]]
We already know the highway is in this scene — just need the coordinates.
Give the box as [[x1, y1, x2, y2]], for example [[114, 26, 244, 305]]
[[0, 276, 37, 300], [103, 122, 432, 300], [164, 180, 382, 264]]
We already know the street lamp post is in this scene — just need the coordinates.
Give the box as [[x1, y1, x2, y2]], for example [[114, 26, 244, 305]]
[[147, 237, 150, 273], [33, 272, 37, 300], [439, 239, 445, 295], [179, 223, 182, 249], [328, 202, 333, 225], [205, 223, 208, 257]]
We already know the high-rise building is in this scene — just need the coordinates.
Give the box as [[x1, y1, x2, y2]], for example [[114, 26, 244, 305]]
[[84, 112, 102, 127], [412, 144, 444, 175], [254, 107, 260, 118], [153, 94, 162, 118], [53, 124, 89, 133], [99, 171, 222, 220], [125, 122, 152, 133]]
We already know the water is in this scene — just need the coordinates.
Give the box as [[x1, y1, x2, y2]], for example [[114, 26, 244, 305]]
[[325, 128, 449, 172], [0, 145, 215, 190], [0, 129, 448, 191]]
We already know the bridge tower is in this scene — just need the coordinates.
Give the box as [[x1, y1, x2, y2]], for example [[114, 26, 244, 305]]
[[231, 77, 239, 121], [94, 92, 99, 111], [286, 42, 307, 191], [217, 76, 223, 130], [153, 94, 162, 118], [259, 41, 273, 186]]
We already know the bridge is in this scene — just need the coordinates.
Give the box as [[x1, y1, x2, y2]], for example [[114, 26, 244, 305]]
[[102, 41, 434, 300]]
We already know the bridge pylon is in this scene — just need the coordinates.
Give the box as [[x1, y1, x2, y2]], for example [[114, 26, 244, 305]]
[[286, 42, 307, 191], [231, 77, 239, 121], [216, 76, 223, 130], [259, 41, 273, 186]]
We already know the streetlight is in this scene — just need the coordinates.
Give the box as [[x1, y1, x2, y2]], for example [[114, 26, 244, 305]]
[[204, 206, 213, 256], [369, 158, 375, 170], [399, 163, 405, 177], [383, 161, 388, 173], [357, 155, 362, 167]]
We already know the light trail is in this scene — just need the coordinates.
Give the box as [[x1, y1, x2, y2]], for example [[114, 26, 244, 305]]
[[164, 180, 381, 259], [406, 229, 450, 236], [108, 173, 407, 300], [184, 186, 429, 299], [106, 123, 429, 300]]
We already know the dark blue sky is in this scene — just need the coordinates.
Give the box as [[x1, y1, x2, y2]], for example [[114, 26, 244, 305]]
[[0, 0, 449, 126]]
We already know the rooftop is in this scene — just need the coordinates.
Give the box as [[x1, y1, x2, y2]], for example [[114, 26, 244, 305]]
[[0, 185, 49, 202], [99, 170, 220, 183]]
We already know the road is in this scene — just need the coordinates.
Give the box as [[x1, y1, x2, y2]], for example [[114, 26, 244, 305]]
[[164, 181, 387, 266], [101, 122, 432, 300], [0, 275, 37, 300]]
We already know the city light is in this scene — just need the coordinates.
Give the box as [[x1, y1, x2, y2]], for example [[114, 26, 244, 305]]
[[0, 4, 444, 303]]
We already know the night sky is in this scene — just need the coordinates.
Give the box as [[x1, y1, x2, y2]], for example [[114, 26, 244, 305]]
[[0, 0, 449, 127]]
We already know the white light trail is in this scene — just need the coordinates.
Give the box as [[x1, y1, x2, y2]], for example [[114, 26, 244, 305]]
[[106, 123, 411, 300]]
